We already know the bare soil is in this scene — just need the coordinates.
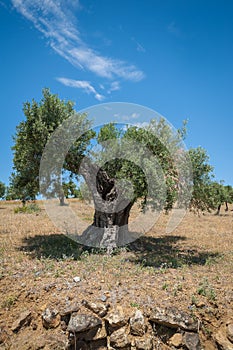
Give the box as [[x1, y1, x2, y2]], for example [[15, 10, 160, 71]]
[[0, 199, 232, 349]]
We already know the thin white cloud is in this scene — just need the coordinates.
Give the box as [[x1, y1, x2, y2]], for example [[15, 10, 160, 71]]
[[121, 120, 148, 132], [107, 81, 120, 94], [131, 113, 140, 119], [131, 37, 146, 53], [12, 0, 145, 82], [57, 77, 105, 101], [114, 112, 140, 122]]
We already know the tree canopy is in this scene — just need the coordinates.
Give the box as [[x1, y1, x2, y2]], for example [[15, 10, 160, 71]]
[[0, 181, 5, 199], [11, 88, 93, 203], [210, 181, 233, 214], [188, 147, 215, 213], [94, 119, 191, 213], [187, 148, 233, 213]]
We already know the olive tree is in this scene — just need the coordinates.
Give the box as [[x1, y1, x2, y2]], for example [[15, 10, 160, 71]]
[[0, 181, 5, 199], [11, 89, 93, 204], [211, 182, 233, 214], [188, 147, 215, 213], [76, 119, 192, 247]]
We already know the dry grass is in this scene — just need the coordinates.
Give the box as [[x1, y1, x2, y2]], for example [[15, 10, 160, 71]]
[[0, 199, 232, 346]]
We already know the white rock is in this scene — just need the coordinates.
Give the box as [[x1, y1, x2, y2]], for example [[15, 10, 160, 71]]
[[73, 276, 81, 283]]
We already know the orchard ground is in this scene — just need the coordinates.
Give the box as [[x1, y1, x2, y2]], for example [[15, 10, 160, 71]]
[[0, 199, 232, 348]]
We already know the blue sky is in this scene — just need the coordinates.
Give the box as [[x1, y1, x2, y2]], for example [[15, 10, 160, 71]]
[[0, 0, 233, 186]]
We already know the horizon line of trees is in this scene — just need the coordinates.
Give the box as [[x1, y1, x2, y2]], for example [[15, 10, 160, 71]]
[[2, 179, 233, 215]]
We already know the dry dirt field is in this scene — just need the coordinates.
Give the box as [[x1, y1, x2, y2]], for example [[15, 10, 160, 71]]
[[0, 199, 232, 349]]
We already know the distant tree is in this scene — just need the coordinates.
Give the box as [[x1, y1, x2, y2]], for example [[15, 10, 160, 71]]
[[62, 179, 79, 198], [225, 185, 233, 205], [211, 182, 233, 215], [4, 184, 15, 201], [0, 181, 6, 199], [11, 88, 93, 204], [188, 147, 215, 213]]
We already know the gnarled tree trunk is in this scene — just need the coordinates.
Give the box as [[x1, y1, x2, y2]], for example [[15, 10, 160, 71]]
[[79, 160, 133, 249]]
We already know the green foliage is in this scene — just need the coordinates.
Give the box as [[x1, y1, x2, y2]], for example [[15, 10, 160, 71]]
[[0, 181, 6, 198], [14, 202, 41, 214], [2, 295, 17, 309], [95, 122, 220, 215], [197, 277, 216, 301], [62, 180, 79, 198], [5, 185, 19, 200], [188, 145, 233, 212], [130, 302, 140, 308], [62, 180, 92, 201], [225, 185, 233, 203], [162, 282, 169, 291], [11, 88, 93, 201], [97, 122, 121, 145], [188, 147, 215, 212], [11, 88, 74, 199], [210, 182, 233, 209], [95, 119, 190, 212]]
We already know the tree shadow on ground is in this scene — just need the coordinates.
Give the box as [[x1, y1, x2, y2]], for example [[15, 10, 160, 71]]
[[19, 234, 101, 260], [18, 233, 222, 268], [127, 235, 222, 268]]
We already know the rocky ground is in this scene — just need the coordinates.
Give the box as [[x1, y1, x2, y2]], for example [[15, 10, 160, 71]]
[[0, 199, 232, 349]]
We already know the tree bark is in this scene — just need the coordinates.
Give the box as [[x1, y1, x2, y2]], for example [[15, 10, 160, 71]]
[[215, 204, 221, 215], [59, 193, 65, 206], [79, 159, 133, 249]]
